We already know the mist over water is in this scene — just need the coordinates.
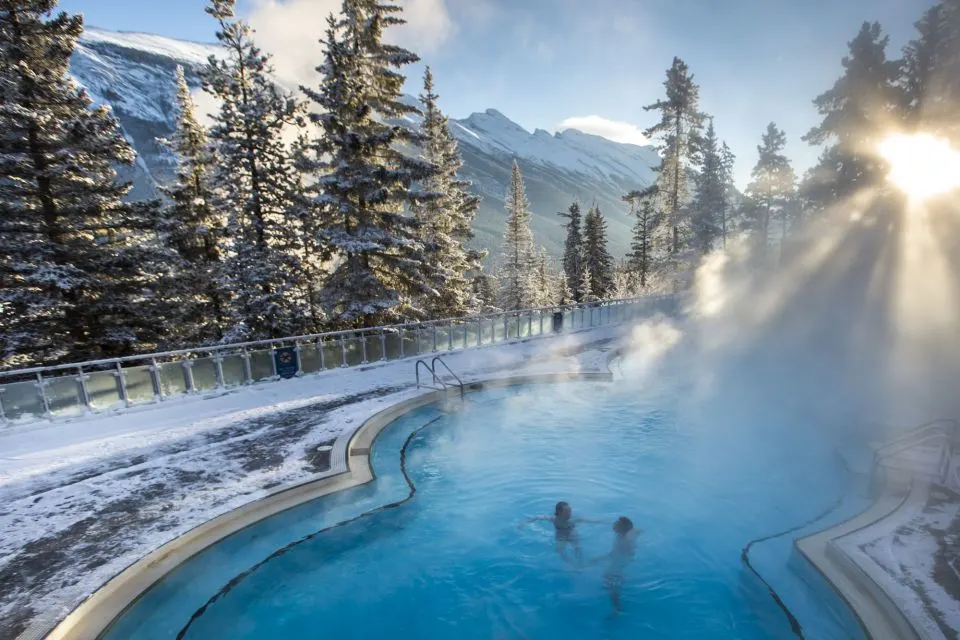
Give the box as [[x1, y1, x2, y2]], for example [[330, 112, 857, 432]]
[[624, 194, 960, 443]]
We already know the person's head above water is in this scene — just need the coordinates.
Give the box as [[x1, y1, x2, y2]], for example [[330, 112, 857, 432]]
[[613, 516, 633, 536], [555, 501, 572, 519]]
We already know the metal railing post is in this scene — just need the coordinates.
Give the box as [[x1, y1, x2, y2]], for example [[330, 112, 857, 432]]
[[76, 366, 91, 413], [183, 360, 196, 393], [241, 350, 253, 384], [269, 347, 279, 378], [379, 331, 387, 361], [415, 328, 421, 355], [37, 372, 51, 419], [432, 324, 438, 352], [539, 311, 544, 335], [0, 388, 6, 425], [399, 331, 405, 358], [115, 361, 130, 407], [477, 318, 482, 346], [360, 334, 369, 364], [463, 321, 468, 349], [319, 340, 326, 370], [149, 358, 163, 400], [214, 354, 225, 388], [503, 314, 508, 342], [340, 335, 348, 367], [527, 313, 532, 336], [294, 342, 304, 376], [448, 321, 454, 351]]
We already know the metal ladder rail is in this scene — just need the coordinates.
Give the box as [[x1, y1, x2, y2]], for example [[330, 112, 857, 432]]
[[415, 359, 448, 393], [872, 424, 957, 488], [431, 356, 465, 400]]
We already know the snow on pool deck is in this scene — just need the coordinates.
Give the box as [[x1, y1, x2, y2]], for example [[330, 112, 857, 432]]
[[0, 328, 620, 640], [836, 484, 960, 640]]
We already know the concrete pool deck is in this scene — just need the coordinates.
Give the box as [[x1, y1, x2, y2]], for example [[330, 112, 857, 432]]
[[0, 327, 624, 640]]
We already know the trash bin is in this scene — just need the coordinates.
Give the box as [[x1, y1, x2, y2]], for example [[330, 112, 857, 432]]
[[551, 311, 564, 334]]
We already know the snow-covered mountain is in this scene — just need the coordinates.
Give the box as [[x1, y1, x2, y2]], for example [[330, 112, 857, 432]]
[[71, 27, 659, 259]]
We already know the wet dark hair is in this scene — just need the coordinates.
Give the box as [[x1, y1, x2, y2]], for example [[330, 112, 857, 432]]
[[614, 516, 633, 534], [555, 501, 570, 516]]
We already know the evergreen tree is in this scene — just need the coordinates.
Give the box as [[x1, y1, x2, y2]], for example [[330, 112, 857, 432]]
[[801, 22, 900, 210], [534, 249, 554, 307], [0, 0, 173, 367], [472, 273, 498, 312], [901, 3, 949, 129], [691, 119, 725, 254], [499, 160, 538, 310], [302, 3, 435, 327], [583, 205, 614, 299], [159, 65, 229, 346], [577, 256, 595, 303], [558, 201, 584, 302], [745, 123, 795, 256], [624, 191, 657, 287], [288, 134, 328, 334], [202, 0, 307, 341], [556, 273, 572, 305], [719, 141, 736, 249], [643, 57, 707, 256], [414, 67, 485, 318]]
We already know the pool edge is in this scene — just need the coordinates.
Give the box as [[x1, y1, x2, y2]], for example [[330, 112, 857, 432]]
[[44, 371, 614, 640], [794, 479, 924, 640]]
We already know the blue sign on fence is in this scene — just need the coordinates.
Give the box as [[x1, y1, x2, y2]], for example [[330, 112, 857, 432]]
[[274, 347, 299, 379]]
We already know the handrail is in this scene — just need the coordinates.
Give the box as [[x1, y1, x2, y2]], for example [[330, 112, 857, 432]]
[[431, 356, 464, 400], [872, 420, 958, 487], [414, 359, 437, 392], [873, 419, 958, 457]]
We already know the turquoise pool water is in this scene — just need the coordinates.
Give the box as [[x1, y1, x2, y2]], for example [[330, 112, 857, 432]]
[[103, 379, 868, 640]]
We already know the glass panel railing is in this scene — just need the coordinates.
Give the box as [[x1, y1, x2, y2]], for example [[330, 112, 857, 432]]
[[400, 328, 419, 357], [343, 336, 364, 367], [363, 333, 384, 363], [123, 364, 156, 405], [480, 318, 495, 345], [159, 361, 188, 397], [249, 350, 275, 381], [383, 330, 403, 360], [506, 314, 520, 340], [299, 343, 322, 374], [465, 319, 481, 348], [0, 379, 45, 421], [493, 316, 507, 342], [220, 354, 247, 386], [191, 358, 219, 392], [45, 374, 83, 417], [417, 327, 435, 355], [85, 370, 122, 410], [319, 339, 342, 369]]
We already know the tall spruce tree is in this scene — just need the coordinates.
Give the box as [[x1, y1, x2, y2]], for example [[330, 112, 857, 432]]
[[744, 123, 795, 256], [302, 3, 435, 327], [0, 0, 173, 367], [691, 119, 725, 254], [624, 191, 657, 287], [901, 3, 949, 129], [534, 249, 554, 307], [583, 205, 614, 299], [202, 0, 307, 341], [159, 65, 228, 346], [499, 160, 538, 310], [414, 67, 484, 318], [643, 57, 706, 256], [558, 201, 584, 302], [801, 22, 900, 210], [719, 141, 736, 249]]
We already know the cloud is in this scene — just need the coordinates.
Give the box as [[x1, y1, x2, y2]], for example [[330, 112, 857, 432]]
[[245, 0, 456, 89], [557, 115, 650, 146]]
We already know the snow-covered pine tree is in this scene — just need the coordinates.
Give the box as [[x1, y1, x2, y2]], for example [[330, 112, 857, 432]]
[[558, 201, 584, 302], [472, 273, 498, 312], [533, 248, 555, 307], [202, 0, 308, 341], [414, 67, 485, 319], [0, 0, 174, 367], [691, 119, 725, 254], [643, 57, 706, 256], [288, 134, 328, 334], [577, 257, 595, 303], [719, 141, 737, 249], [556, 272, 572, 305], [302, 3, 435, 328], [158, 65, 229, 346], [900, 3, 951, 133], [499, 160, 538, 310], [801, 22, 900, 211], [745, 122, 795, 257], [583, 205, 614, 299], [624, 190, 657, 287]]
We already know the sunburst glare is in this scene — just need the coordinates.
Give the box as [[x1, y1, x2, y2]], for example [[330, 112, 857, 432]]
[[879, 133, 960, 200]]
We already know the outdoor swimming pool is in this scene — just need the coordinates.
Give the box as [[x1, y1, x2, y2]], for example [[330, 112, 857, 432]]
[[103, 376, 869, 640]]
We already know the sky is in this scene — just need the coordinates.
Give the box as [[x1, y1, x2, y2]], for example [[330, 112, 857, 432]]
[[61, 0, 934, 188]]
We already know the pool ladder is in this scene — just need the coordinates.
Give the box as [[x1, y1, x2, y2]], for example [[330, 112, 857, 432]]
[[415, 356, 465, 402]]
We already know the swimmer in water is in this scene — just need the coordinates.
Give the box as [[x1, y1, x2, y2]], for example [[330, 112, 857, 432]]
[[519, 501, 605, 565], [594, 516, 642, 614]]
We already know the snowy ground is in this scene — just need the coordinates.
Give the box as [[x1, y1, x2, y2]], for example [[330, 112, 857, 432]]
[[837, 484, 960, 640], [0, 327, 621, 640]]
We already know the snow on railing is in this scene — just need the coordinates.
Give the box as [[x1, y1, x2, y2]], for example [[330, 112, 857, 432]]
[[0, 295, 678, 426]]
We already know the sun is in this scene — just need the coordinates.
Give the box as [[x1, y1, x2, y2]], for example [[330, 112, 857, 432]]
[[878, 133, 960, 200]]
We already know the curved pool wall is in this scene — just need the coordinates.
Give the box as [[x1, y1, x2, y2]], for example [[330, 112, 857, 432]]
[[46, 373, 609, 640], [92, 378, 876, 640]]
